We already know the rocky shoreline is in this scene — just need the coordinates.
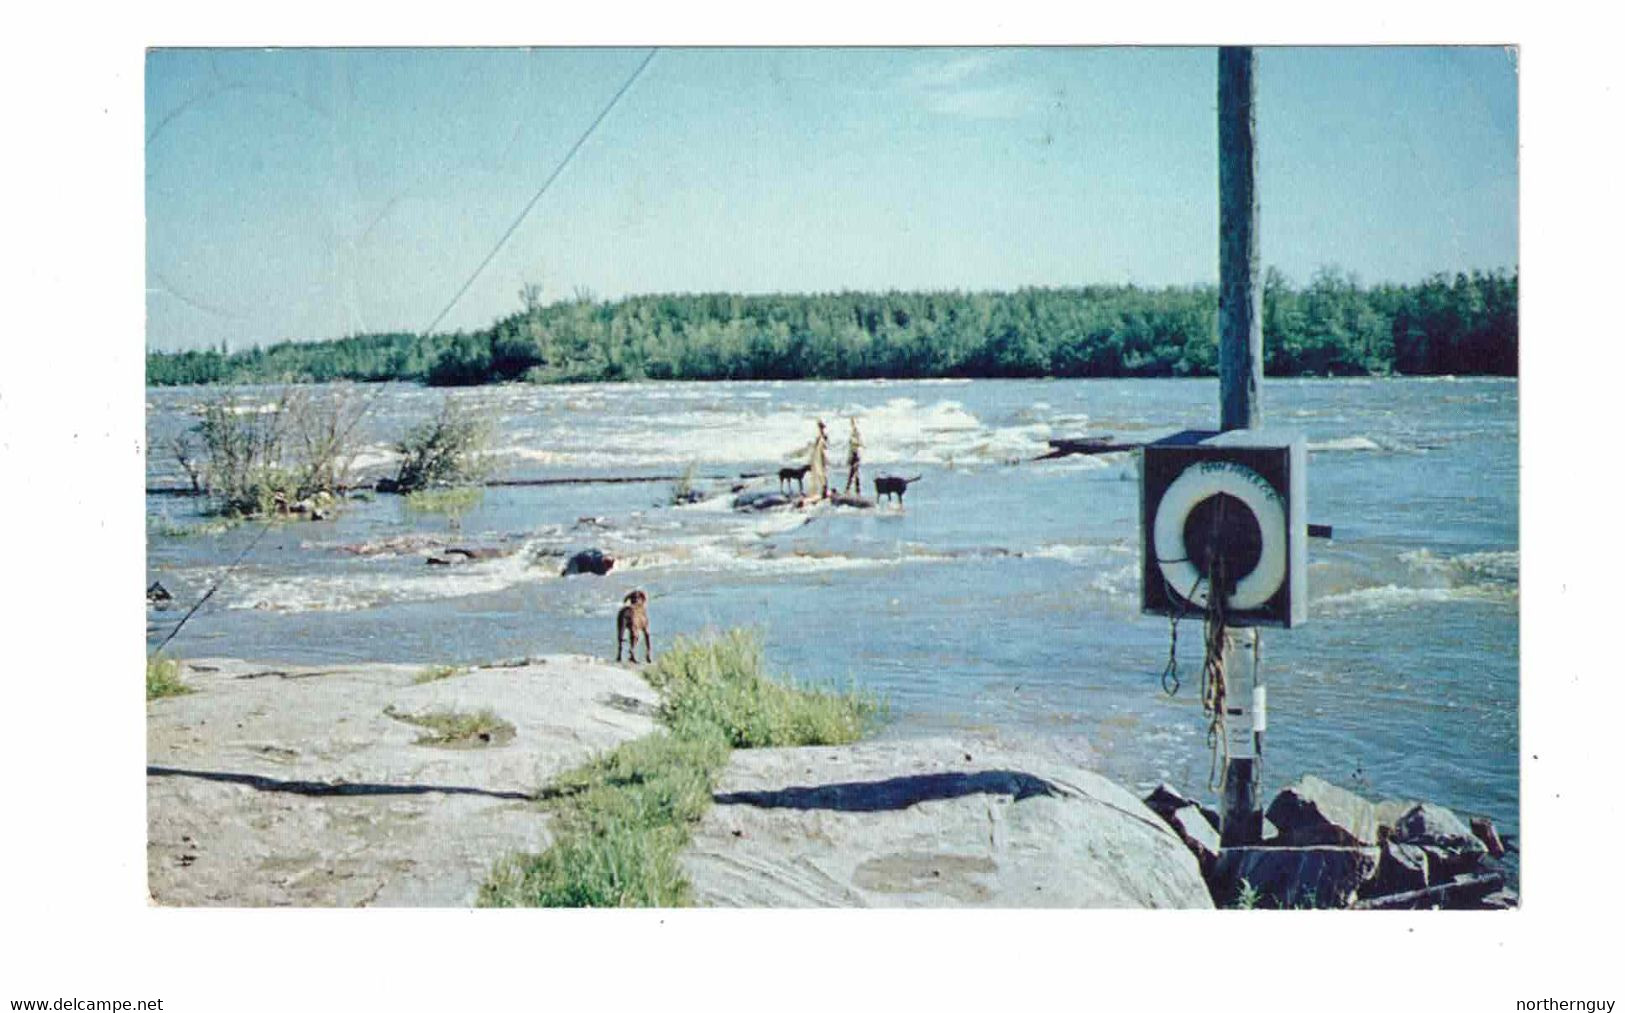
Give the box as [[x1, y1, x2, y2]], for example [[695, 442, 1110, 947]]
[[148, 656, 1209, 907], [1140, 775, 1518, 909], [148, 654, 1511, 909]]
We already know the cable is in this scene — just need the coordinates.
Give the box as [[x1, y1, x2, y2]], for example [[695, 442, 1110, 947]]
[[150, 50, 660, 657]]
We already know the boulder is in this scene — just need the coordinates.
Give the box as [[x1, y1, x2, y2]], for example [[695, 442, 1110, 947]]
[[374, 476, 402, 494], [1373, 798, 1418, 832], [1478, 888, 1519, 910], [1264, 775, 1379, 847], [1143, 782, 1195, 820], [147, 581, 173, 604], [1391, 803, 1488, 878], [732, 491, 795, 512], [1169, 804, 1221, 872], [1470, 816, 1506, 857], [671, 489, 709, 505], [681, 737, 1213, 908], [560, 549, 616, 577], [1211, 845, 1380, 909], [1360, 840, 1430, 899]]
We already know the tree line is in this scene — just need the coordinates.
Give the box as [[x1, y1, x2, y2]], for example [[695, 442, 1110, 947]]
[[146, 267, 1517, 387]]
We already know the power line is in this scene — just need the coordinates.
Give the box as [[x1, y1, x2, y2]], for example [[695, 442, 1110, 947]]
[[149, 49, 659, 657]]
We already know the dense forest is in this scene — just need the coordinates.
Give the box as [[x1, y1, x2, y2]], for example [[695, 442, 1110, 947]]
[[146, 267, 1517, 387]]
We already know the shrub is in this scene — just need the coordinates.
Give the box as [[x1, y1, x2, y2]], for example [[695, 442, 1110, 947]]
[[391, 401, 491, 494], [186, 388, 363, 517], [146, 654, 190, 701]]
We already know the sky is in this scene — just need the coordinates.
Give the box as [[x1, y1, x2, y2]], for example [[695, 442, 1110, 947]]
[[145, 46, 1518, 352]]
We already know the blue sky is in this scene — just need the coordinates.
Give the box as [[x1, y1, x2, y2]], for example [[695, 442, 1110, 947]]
[[145, 46, 1518, 351]]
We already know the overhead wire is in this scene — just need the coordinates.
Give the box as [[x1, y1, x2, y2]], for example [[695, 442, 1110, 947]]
[[149, 48, 660, 658]]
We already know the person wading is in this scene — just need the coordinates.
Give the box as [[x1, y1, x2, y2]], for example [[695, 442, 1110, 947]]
[[843, 417, 864, 496]]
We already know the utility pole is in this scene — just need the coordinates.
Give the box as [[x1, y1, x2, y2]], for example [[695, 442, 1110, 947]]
[[1217, 45, 1264, 845], [1219, 46, 1263, 433]]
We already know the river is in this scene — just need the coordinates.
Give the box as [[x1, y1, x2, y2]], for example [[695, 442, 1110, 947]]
[[146, 376, 1519, 850]]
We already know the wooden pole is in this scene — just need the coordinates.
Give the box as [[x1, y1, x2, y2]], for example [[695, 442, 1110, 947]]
[[1218, 45, 1264, 843], [1218, 46, 1262, 433]]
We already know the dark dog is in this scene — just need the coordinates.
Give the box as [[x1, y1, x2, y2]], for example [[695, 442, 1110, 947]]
[[778, 464, 811, 493], [874, 474, 921, 505], [615, 589, 652, 663]]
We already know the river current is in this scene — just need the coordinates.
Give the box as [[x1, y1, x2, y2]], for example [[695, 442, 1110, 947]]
[[146, 376, 1519, 845]]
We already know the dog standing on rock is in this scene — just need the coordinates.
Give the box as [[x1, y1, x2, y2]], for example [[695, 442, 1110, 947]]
[[615, 589, 652, 663]]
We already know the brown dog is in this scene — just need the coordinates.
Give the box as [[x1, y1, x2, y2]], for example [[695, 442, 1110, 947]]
[[615, 589, 652, 663]]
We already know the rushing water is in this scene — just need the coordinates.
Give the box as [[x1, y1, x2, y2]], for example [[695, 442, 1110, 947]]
[[146, 377, 1519, 848]]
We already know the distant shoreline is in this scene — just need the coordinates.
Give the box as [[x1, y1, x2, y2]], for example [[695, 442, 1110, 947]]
[[146, 271, 1518, 387]]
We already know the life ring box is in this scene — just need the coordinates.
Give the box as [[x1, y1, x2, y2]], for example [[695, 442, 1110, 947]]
[[1139, 429, 1307, 628]]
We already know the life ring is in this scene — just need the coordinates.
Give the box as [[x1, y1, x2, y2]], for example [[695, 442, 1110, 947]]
[[1153, 460, 1287, 611]]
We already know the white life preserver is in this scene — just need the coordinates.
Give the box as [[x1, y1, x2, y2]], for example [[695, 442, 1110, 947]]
[[1153, 460, 1287, 611]]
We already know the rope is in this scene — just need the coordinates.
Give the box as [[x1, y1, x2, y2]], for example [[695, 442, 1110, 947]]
[[149, 50, 660, 658]]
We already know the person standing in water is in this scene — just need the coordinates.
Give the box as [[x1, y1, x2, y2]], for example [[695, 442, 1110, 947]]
[[843, 417, 864, 496], [808, 419, 830, 500]]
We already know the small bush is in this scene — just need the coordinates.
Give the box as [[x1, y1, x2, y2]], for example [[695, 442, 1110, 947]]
[[146, 654, 190, 701], [186, 388, 364, 518], [646, 630, 882, 748], [391, 401, 491, 494]]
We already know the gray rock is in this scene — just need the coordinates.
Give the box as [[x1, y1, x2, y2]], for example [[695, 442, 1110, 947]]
[[1143, 782, 1197, 820], [148, 656, 660, 906], [1392, 802, 1487, 877], [560, 549, 616, 576], [1264, 775, 1379, 847], [1470, 816, 1506, 857], [1169, 804, 1221, 871], [1212, 845, 1380, 909], [1374, 798, 1418, 831], [147, 581, 173, 604], [1479, 888, 1519, 910], [682, 737, 1213, 908], [1361, 840, 1430, 899]]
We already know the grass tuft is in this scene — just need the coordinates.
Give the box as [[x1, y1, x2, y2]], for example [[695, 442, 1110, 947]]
[[479, 629, 882, 907], [412, 664, 467, 685], [645, 629, 882, 748], [403, 486, 484, 516], [384, 705, 514, 747], [146, 654, 191, 701]]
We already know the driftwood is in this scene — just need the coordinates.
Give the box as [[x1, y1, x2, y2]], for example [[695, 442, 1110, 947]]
[[1351, 872, 1504, 910]]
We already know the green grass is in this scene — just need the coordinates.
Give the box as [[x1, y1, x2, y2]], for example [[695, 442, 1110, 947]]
[[478, 629, 882, 908], [146, 654, 191, 701], [412, 664, 467, 684], [402, 485, 484, 515], [384, 705, 514, 747], [644, 629, 883, 749], [149, 516, 240, 538]]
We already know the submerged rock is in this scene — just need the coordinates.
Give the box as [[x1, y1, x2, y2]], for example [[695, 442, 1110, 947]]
[[732, 490, 796, 512], [681, 737, 1213, 908], [147, 581, 173, 604], [561, 549, 616, 576]]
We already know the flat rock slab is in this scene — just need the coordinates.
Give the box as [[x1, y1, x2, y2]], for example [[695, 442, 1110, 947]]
[[682, 735, 1212, 908], [147, 656, 659, 906]]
